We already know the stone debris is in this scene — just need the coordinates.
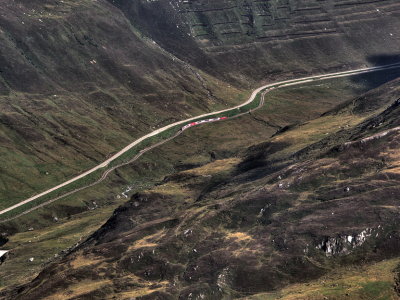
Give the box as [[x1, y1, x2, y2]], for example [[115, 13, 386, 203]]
[[344, 125, 400, 148], [316, 228, 374, 256], [121, 185, 134, 199], [217, 267, 231, 290], [184, 229, 193, 237]]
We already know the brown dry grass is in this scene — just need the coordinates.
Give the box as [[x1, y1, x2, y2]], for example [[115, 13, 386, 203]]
[[226, 232, 253, 242], [116, 284, 168, 299], [127, 229, 165, 251], [244, 258, 400, 300], [43, 280, 111, 300], [151, 182, 190, 197], [183, 158, 241, 176], [270, 115, 365, 159], [70, 252, 104, 269]]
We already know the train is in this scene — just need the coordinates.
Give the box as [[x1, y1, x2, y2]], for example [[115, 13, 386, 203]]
[[181, 116, 228, 131]]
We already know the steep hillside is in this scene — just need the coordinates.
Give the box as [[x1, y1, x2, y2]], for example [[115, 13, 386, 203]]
[[2, 70, 399, 293], [1, 0, 400, 212], [1, 0, 400, 297], [0, 0, 241, 209], [6, 77, 400, 299], [112, 0, 400, 83]]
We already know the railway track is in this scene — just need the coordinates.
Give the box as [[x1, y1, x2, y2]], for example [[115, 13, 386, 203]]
[[1, 62, 400, 221]]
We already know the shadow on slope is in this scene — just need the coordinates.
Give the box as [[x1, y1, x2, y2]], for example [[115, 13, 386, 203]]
[[350, 54, 400, 90]]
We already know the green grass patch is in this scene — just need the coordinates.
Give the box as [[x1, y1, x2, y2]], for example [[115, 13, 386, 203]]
[[359, 281, 394, 300], [0, 89, 266, 221], [0, 168, 105, 221]]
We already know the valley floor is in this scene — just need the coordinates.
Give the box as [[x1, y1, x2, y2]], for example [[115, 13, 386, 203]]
[[2, 67, 400, 299]]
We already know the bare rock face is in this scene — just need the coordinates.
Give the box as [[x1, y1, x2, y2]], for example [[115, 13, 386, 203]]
[[316, 228, 376, 257]]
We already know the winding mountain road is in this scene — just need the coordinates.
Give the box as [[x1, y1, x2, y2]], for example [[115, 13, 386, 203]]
[[1, 62, 400, 219]]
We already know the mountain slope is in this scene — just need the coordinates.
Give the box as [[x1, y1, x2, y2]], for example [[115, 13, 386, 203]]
[[1, 0, 400, 212], [111, 0, 400, 83], [0, 0, 241, 209], [1, 1, 400, 297], [7, 77, 400, 299]]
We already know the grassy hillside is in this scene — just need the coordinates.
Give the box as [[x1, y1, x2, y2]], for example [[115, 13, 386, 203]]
[[2, 0, 400, 214], [2, 71, 400, 298], [1, 0, 400, 297], [245, 258, 400, 300], [0, 0, 244, 209]]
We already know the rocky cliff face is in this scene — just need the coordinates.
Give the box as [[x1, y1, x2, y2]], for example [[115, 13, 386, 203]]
[[2, 0, 400, 94], [111, 0, 400, 83]]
